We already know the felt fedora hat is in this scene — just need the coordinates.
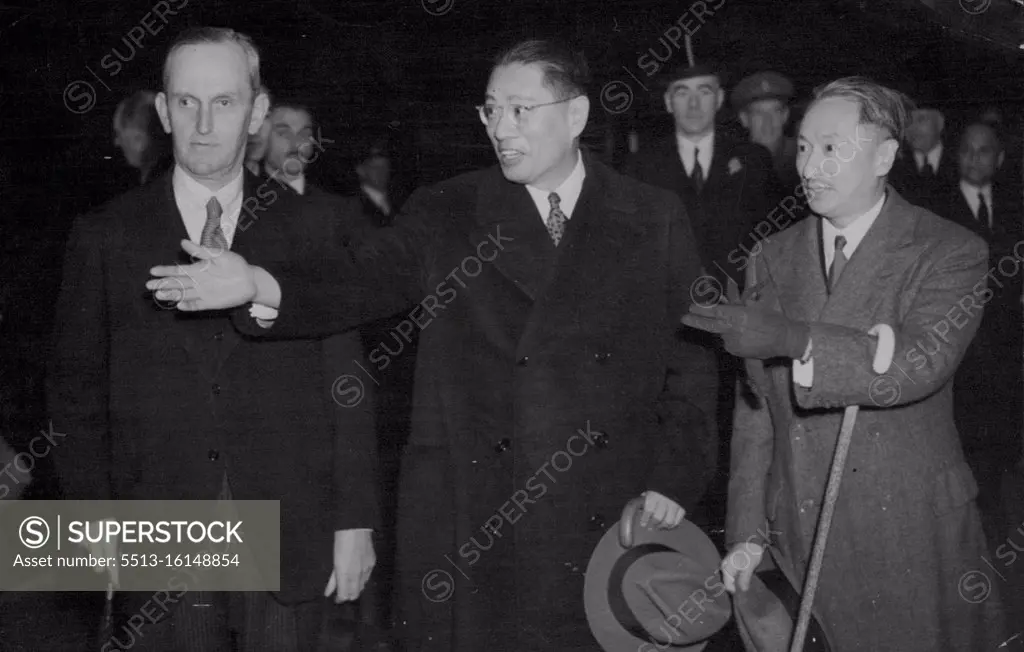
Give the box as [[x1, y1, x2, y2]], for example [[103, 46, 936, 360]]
[[584, 497, 732, 652]]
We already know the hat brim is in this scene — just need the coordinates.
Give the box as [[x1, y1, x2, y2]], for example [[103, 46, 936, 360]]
[[584, 517, 729, 652]]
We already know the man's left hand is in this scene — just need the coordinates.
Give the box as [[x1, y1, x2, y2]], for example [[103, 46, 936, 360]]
[[639, 491, 685, 529], [682, 302, 810, 360], [324, 529, 375, 603]]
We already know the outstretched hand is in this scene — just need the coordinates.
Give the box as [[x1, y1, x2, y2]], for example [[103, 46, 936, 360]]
[[146, 240, 257, 312]]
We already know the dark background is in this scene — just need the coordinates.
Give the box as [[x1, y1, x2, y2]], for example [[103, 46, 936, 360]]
[[0, 0, 1022, 646]]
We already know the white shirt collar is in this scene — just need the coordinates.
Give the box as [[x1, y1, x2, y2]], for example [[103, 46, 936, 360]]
[[361, 184, 390, 215], [822, 192, 887, 267], [172, 164, 245, 246], [676, 132, 714, 175], [914, 143, 942, 172], [525, 151, 586, 223], [287, 174, 306, 196], [960, 180, 993, 224]]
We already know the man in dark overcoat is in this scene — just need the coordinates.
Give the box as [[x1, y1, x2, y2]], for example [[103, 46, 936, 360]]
[[684, 77, 1008, 651], [48, 27, 378, 651], [941, 121, 1023, 546], [146, 38, 718, 651]]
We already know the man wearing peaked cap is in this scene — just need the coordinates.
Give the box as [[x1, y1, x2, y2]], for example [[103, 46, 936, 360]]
[[733, 71, 800, 193]]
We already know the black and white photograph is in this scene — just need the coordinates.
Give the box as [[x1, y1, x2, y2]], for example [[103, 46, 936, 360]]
[[0, 0, 1022, 650]]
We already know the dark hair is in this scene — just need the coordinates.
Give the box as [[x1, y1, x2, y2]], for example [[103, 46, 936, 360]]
[[960, 121, 1003, 152], [268, 98, 315, 125], [492, 39, 590, 99], [113, 90, 170, 169], [163, 27, 261, 96], [811, 76, 913, 142]]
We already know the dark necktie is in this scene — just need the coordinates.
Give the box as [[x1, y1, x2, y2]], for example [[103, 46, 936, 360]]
[[200, 197, 228, 251], [692, 147, 705, 193], [977, 192, 991, 232], [829, 235, 848, 293], [546, 192, 568, 246], [920, 162, 934, 178]]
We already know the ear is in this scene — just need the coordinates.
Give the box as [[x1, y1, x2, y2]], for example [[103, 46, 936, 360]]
[[738, 111, 750, 129], [715, 88, 725, 112], [155, 92, 172, 135], [935, 112, 945, 134], [248, 91, 270, 136], [876, 138, 899, 177], [663, 91, 673, 114], [781, 106, 791, 124], [568, 95, 590, 141]]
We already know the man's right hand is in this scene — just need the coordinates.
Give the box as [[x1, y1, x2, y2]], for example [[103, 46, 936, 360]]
[[77, 519, 119, 588], [721, 541, 765, 593], [146, 240, 258, 312]]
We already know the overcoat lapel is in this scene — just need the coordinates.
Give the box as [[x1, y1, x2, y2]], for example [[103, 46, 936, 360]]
[[516, 157, 647, 358], [818, 190, 916, 326], [470, 168, 556, 303]]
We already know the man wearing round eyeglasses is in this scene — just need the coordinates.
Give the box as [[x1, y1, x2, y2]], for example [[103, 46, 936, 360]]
[[147, 37, 718, 652]]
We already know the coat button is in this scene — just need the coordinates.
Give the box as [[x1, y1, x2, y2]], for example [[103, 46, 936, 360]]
[[592, 430, 610, 449], [594, 352, 611, 364], [214, 331, 224, 341], [588, 514, 606, 531], [208, 449, 220, 461], [211, 383, 221, 395], [517, 356, 529, 366], [494, 438, 511, 453]]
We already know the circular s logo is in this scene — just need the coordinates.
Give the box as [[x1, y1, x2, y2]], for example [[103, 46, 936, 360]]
[[19, 516, 50, 549]]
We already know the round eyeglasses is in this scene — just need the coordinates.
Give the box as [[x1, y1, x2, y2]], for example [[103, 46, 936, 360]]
[[476, 97, 579, 128]]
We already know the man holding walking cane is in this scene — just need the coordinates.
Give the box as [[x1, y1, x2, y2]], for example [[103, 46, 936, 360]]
[[683, 77, 1007, 651]]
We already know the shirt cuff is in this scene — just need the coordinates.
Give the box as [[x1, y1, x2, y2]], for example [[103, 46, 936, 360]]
[[249, 303, 279, 329], [793, 338, 814, 388]]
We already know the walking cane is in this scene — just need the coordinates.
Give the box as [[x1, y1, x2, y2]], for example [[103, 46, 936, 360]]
[[788, 323, 895, 652]]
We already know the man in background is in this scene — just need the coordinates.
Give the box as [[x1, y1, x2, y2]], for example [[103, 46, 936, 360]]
[[733, 70, 800, 193], [623, 62, 778, 539], [889, 98, 955, 212], [942, 121, 1023, 546]]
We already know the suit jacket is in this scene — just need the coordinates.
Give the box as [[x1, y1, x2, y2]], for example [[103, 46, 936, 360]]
[[940, 182, 1023, 458], [46, 170, 378, 603], [231, 151, 719, 651], [728, 189, 1006, 651], [888, 145, 958, 214], [622, 131, 783, 288]]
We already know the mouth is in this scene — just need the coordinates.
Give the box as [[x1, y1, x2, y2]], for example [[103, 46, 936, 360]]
[[804, 182, 830, 196], [498, 148, 525, 164]]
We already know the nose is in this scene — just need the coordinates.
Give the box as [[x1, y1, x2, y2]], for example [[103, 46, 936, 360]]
[[492, 108, 518, 140], [196, 103, 214, 136], [800, 148, 822, 180], [686, 94, 701, 111]]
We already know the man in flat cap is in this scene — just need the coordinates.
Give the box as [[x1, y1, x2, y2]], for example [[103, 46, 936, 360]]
[[734, 71, 800, 193]]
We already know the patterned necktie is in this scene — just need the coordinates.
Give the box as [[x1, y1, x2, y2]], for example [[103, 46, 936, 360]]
[[977, 192, 991, 232], [829, 235, 848, 293], [200, 197, 228, 251], [692, 147, 705, 193], [547, 192, 568, 246]]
